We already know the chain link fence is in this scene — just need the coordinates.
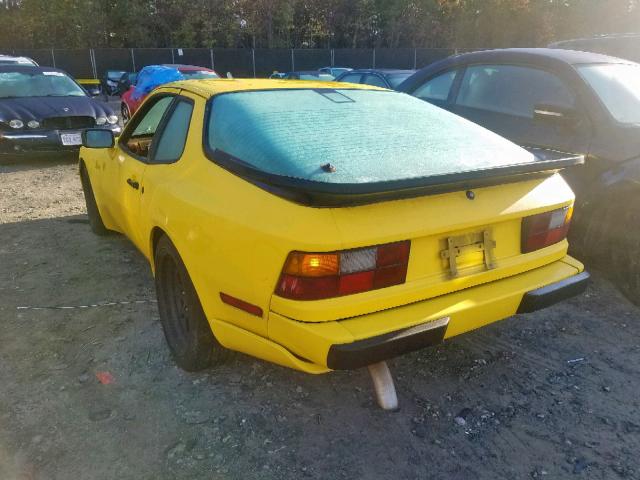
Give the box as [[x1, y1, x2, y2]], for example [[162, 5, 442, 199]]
[[6, 47, 458, 78]]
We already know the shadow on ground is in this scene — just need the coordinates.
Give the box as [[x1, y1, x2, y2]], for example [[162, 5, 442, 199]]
[[0, 215, 639, 480]]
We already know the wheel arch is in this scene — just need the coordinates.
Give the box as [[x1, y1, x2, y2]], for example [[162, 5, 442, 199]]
[[571, 173, 639, 262], [149, 226, 169, 274]]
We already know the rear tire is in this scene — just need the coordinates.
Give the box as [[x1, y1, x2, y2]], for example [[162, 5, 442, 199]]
[[80, 165, 109, 236], [154, 235, 228, 371]]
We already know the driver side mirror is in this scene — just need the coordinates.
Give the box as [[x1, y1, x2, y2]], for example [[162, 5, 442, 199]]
[[82, 129, 115, 148], [533, 104, 579, 127]]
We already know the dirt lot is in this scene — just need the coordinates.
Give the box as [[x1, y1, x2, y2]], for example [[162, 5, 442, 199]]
[[1, 160, 639, 480]]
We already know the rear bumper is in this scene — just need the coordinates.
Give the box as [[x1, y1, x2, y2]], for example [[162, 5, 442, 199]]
[[517, 271, 590, 314], [212, 256, 587, 374], [327, 316, 450, 370], [327, 268, 589, 370]]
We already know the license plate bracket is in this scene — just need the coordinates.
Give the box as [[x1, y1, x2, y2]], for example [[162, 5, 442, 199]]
[[440, 229, 496, 278]]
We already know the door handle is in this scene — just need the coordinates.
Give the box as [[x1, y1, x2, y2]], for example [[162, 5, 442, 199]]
[[126, 178, 139, 190]]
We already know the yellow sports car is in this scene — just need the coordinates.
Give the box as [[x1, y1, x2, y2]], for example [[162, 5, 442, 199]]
[[79, 79, 588, 405]]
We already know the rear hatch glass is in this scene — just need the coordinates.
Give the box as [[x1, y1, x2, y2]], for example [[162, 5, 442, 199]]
[[206, 88, 536, 185]]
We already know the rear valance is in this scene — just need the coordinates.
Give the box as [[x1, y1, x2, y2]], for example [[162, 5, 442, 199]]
[[211, 149, 584, 207]]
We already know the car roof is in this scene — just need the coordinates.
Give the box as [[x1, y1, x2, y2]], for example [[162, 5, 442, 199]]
[[347, 69, 415, 74], [163, 78, 385, 98], [443, 47, 632, 66], [0, 65, 66, 74], [0, 55, 35, 63], [287, 70, 329, 75], [162, 64, 214, 71]]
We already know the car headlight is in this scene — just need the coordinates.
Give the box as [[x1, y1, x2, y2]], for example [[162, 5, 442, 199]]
[[96, 116, 107, 125], [107, 115, 118, 125], [9, 119, 24, 129], [27, 120, 40, 129]]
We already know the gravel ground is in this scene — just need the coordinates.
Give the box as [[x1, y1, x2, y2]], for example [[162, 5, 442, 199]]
[[1, 160, 639, 480]]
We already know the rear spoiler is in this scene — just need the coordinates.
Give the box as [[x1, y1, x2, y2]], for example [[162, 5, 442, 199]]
[[211, 149, 584, 208]]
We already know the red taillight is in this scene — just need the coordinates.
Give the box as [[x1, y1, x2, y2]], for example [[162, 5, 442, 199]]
[[521, 206, 573, 253], [276, 241, 410, 300]]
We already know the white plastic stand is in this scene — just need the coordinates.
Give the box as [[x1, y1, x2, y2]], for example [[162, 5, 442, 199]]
[[368, 361, 399, 411]]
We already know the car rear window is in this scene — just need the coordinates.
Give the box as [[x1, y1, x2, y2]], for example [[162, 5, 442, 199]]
[[578, 63, 640, 124], [107, 71, 126, 80], [206, 88, 535, 185]]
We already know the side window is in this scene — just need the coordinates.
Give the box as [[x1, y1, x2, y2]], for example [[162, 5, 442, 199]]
[[456, 65, 575, 118], [122, 95, 174, 159], [338, 73, 363, 84], [363, 74, 387, 88], [151, 99, 194, 164], [412, 70, 457, 102]]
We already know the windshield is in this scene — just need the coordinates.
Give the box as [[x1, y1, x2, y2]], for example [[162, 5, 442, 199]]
[[181, 70, 219, 80], [0, 71, 86, 98], [387, 72, 413, 88], [578, 63, 640, 124], [207, 88, 534, 184]]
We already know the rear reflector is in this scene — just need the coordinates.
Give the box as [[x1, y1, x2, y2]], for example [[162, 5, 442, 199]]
[[276, 241, 410, 301], [220, 292, 263, 317], [521, 206, 573, 253]]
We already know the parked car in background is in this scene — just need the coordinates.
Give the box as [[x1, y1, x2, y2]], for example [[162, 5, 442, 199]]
[[79, 79, 586, 409], [400, 48, 640, 300], [550, 33, 640, 63], [282, 70, 335, 80], [76, 78, 102, 96], [120, 64, 218, 122], [116, 72, 137, 96], [101, 69, 127, 97], [0, 65, 119, 160], [0, 55, 38, 66], [269, 72, 286, 79], [318, 66, 352, 77], [335, 69, 415, 90]]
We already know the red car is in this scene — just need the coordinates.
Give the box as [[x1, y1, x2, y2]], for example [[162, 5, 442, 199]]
[[120, 64, 219, 123]]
